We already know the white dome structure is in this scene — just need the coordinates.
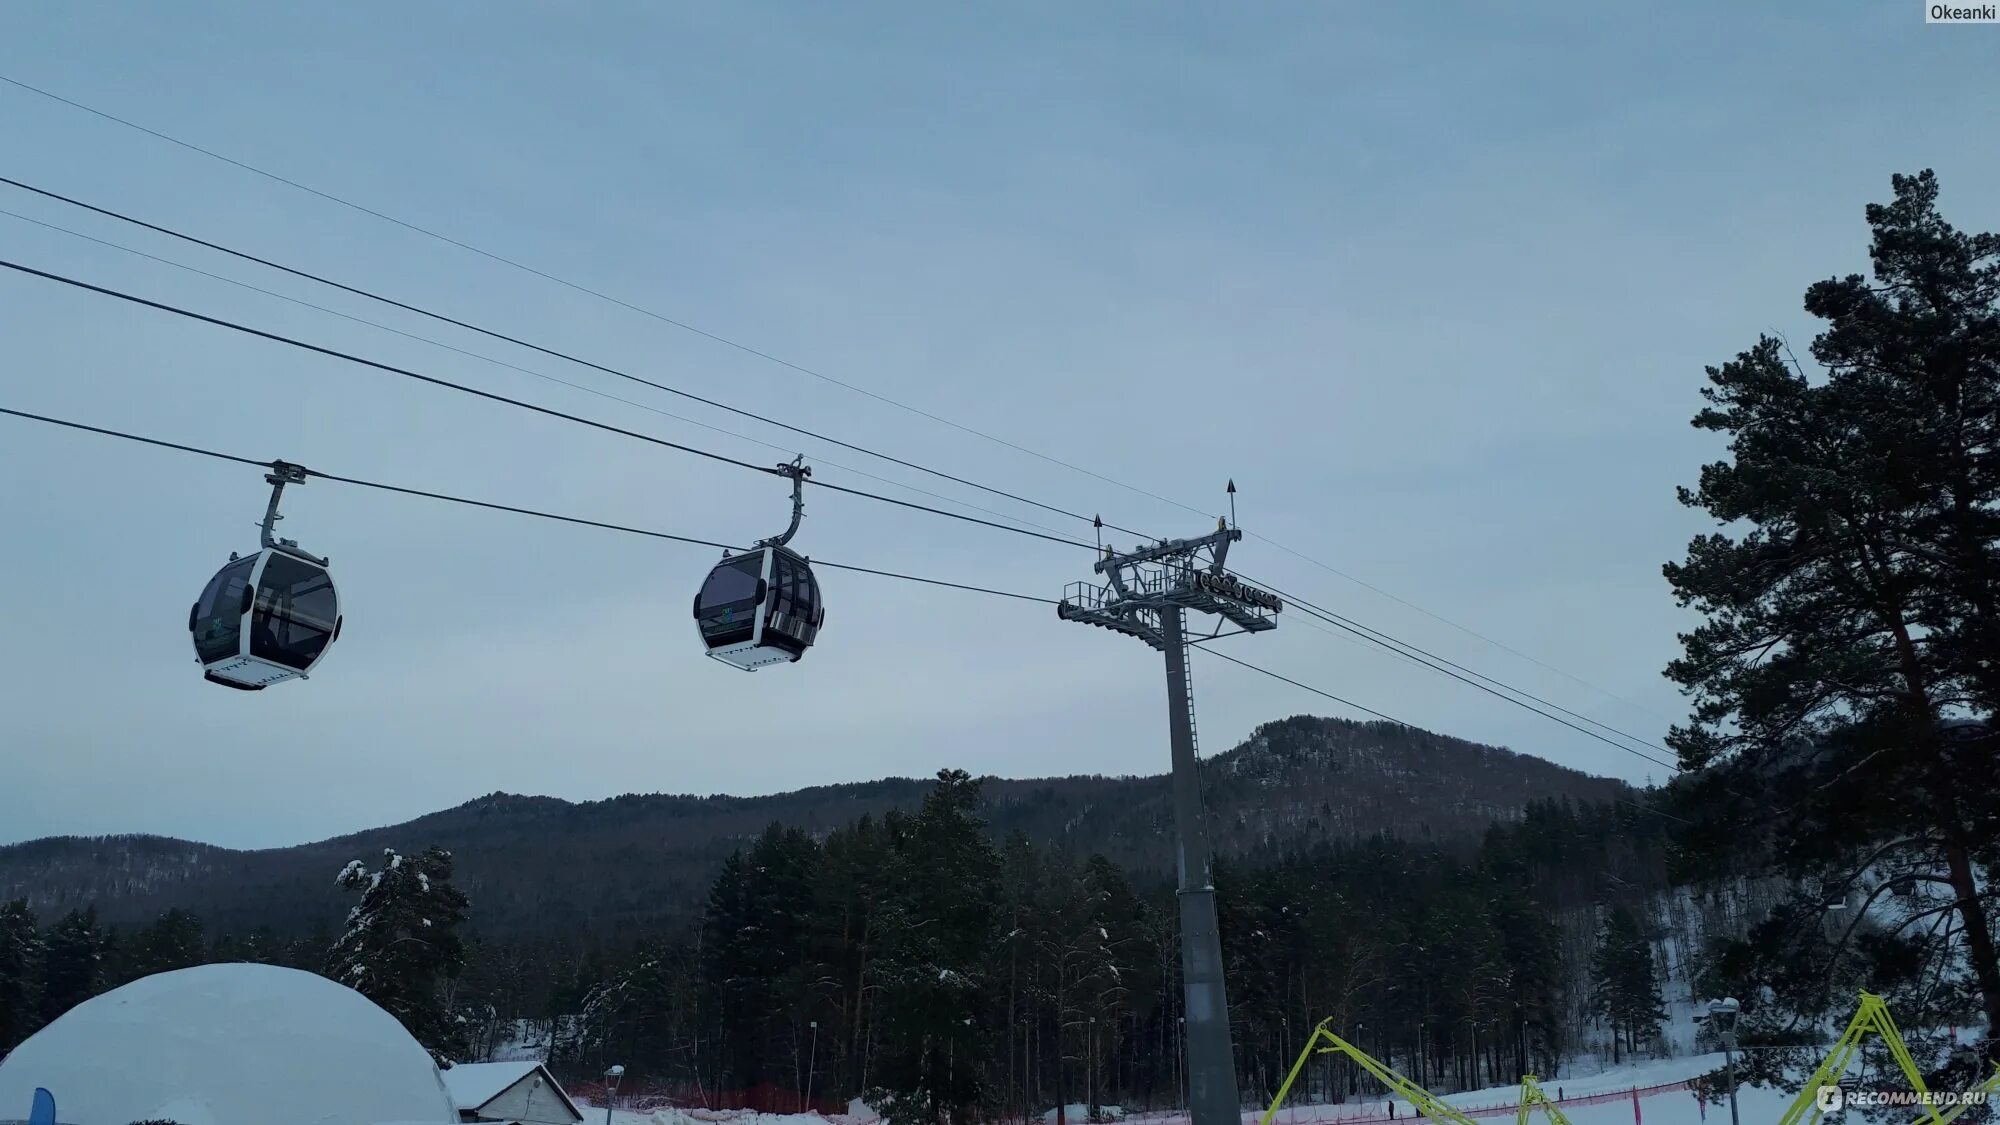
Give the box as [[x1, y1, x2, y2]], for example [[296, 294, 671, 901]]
[[0, 962, 458, 1125]]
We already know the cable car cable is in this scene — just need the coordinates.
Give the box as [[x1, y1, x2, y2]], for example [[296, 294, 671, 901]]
[[0, 173, 1154, 542], [1241, 531, 1678, 724], [0, 251, 1677, 768], [0, 404, 1686, 795], [0, 76, 1199, 519], [0, 256, 1099, 553], [1192, 644, 1696, 820], [0, 167, 1672, 725], [0, 204, 1080, 543], [0, 84, 1676, 726], [0, 171, 1676, 740], [1277, 596, 1680, 774], [1196, 646, 1405, 726], [1226, 566, 1676, 760], [0, 245, 1675, 759], [1213, 595, 1773, 814], [0, 404, 1060, 605]]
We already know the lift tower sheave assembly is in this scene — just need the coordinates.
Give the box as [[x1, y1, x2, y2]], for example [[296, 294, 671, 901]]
[[1058, 517, 1280, 1125]]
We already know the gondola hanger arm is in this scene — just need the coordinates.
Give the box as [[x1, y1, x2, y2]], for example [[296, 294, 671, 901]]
[[760, 456, 811, 549], [260, 459, 329, 565]]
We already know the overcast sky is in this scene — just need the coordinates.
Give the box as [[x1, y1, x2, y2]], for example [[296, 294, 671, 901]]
[[2, 3, 1995, 850]]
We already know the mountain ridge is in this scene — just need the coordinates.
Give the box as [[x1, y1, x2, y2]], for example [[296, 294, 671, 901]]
[[0, 715, 1634, 943]]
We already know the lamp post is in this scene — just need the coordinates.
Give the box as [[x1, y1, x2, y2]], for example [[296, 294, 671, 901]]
[[1355, 1022, 1365, 1105], [1707, 999, 1740, 1125], [1178, 1016, 1188, 1111], [1088, 1016, 1098, 1122], [806, 1020, 819, 1114], [1281, 1017, 1290, 1119], [603, 1064, 625, 1125]]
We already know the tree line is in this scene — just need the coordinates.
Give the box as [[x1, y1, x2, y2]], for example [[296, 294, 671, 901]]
[[0, 772, 1679, 1123], [526, 775, 1675, 1118]]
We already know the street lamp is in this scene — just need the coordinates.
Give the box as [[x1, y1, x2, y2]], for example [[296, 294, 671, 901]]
[[603, 1064, 625, 1125], [1088, 1016, 1098, 1122], [1707, 999, 1740, 1125], [806, 1021, 819, 1114]]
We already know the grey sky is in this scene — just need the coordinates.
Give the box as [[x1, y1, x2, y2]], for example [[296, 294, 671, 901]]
[[2, 3, 1994, 850]]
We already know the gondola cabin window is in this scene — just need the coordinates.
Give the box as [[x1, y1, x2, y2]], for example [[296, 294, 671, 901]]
[[191, 556, 256, 665], [250, 553, 339, 670]]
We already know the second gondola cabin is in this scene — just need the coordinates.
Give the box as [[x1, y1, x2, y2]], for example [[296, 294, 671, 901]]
[[190, 547, 342, 689], [694, 545, 823, 670]]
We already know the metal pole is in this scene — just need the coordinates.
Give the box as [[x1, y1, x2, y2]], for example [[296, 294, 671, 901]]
[[807, 1020, 819, 1113], [1160, 607, 1242, 1125], [1724, 1040, 1739, 1125]]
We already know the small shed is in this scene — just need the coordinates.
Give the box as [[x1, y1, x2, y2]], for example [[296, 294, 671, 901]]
[[441, 1062, 584, 1125]]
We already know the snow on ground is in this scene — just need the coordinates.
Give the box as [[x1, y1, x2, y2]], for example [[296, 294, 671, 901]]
[[1041, 1105, 1126, 1123], [573, 1103, 881, 1125], [1137, 1052, 1790, 1125], [574, 1039, 1984, 1125]]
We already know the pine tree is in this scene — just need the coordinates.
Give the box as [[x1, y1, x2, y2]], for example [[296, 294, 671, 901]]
[[868, 769, 1001, 1125], [1589, 906, 1663, 1063], [282, 920, 331, 972], [1666, 170, 2000, 1052], [818, 814, 894, 1103], [123, 908, 206, 983], [575, 940, 698, 1076], [0, 898, 43, 1052], [698, 822, 825, 1094], [327, 846, 472, 1066], [209, 923, 280, 965], [39, 906, 106, 1026]]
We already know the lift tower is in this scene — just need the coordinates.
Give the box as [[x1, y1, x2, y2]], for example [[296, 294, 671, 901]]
[[1058, 516, 1281, 1125]]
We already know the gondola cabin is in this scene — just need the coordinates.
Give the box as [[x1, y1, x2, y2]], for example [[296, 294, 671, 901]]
[[694, 545, 823, 670], [190, 547, 342, 690]]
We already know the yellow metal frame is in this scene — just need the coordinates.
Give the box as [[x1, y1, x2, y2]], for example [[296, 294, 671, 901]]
[[1261, 996, 2000, 1125], [1514, 1075, 1573, 1125], [1771, 992, 2000, 1125], [1260, 1019, 1474, 1125], [1259, 1020, 1571, 1125]]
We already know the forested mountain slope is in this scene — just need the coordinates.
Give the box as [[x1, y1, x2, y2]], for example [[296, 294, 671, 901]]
[[0, 715, 1630, 941]]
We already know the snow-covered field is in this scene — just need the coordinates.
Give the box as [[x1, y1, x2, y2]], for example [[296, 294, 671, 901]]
[[574, 1053, 1795, 1125], [572, 1105, 883, 1125], [1251, 1051, 1777, 1123]]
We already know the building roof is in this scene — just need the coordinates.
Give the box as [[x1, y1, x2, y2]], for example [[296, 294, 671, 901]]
[[440, 1060, 582, 1122], [440, 1061, 541, 1109], [0, 963, 459, 1125]]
